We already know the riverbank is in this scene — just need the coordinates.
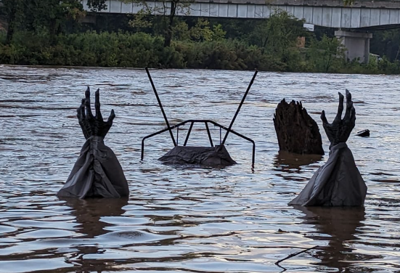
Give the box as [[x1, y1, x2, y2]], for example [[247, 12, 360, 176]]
[[1, 30, 400, 74]]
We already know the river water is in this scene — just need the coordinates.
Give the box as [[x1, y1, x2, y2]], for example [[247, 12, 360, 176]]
[[0, 65, 399, 273]]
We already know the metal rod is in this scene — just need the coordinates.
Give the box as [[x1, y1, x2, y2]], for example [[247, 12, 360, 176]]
[[141, 139, 145, 161], [222, 70, 258, 145], [176, 127, 179, 145], [141, 119, 255, 166], [205, 122, 214, 147], [184, 122, 194, 146], [145, 67, 177, 146]]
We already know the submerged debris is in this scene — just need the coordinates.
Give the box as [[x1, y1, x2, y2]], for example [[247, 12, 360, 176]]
[[356, 129, 370, 137], [274, 99, 324, 155]]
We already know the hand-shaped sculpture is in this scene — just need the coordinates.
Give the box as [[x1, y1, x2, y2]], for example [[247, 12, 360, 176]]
[[77, 87, 115, 139], [289, 89, 366, 207], [321, 89, 356, 148], [58, 87, 129, 199]]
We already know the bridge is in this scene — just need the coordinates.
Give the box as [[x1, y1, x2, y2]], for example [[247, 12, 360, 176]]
[[82, 0, 400, 62]]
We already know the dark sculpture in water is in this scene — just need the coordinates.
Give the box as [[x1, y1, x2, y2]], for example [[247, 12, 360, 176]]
[[57, 88, 129, 199], [289, 90, 367, 206], [274, 99, 324, 155], [159, 144, 236, 166]]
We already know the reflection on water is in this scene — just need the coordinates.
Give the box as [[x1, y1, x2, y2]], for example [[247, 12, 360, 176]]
[[274, 150, 324, 172], [1, 66, 400, 272], [60, 197, 129, 237], [294, 206, 372, 272]]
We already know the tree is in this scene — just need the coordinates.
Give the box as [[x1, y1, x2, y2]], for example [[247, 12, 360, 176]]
[[123, 0, 192, 47], [370, 29, 400, 62], [259, 10, 308, 71], [188, 18, 226, 42], [0, 0, 109, 44], [87, 0, 108, 12], [307, 35, 345, 72], [1, 0, 24, 44], [263, 10, 307, 56]]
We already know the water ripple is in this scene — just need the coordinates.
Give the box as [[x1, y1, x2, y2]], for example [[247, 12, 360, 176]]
[[0, 66, 399, 272]]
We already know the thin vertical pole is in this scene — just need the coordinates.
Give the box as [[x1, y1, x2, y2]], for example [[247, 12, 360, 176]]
[[222, 70, 258, 145], [184, 122, 194, 146], [145, 67, 177, 147], [205, 122, 214, 147]]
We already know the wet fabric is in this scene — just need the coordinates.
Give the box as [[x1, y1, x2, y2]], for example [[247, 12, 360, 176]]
[[159, 144, 236, 167], [289, 143, 367, 207], [57, 136, 129, 199]]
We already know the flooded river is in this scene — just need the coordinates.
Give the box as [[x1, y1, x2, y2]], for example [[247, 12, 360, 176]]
[[0, 65, 400, 272]]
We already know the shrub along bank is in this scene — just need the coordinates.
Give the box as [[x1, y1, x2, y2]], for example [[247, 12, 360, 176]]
[[1, 30, 399, 74]]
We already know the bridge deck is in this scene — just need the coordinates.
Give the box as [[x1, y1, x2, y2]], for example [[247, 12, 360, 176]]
[[82, 0, 400, 29]]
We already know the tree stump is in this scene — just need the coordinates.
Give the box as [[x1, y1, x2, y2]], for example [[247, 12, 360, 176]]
[[273, 99, 324, 155]]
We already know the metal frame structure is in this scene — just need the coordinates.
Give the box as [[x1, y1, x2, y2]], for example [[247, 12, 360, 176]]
[[141, 119, 256, 167], [141, 68, 258, 167]]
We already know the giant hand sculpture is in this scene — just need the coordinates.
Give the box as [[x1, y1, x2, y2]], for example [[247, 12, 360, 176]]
[[321, 90, 355, 149], [77, 87, 115, 139], [58, 87, 129, 199], [289, 90, 367, 207]]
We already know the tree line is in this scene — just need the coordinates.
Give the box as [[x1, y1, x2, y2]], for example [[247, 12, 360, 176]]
[[0, 0, 400, 74]]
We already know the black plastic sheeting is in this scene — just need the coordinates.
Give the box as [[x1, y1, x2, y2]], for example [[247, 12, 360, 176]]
[[289, 143, 367, 207], [57, 136, 129, 199], [159, 144, 236, 167]]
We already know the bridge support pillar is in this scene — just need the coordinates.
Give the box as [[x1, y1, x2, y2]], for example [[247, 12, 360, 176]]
[[335, 30, 373, 63]]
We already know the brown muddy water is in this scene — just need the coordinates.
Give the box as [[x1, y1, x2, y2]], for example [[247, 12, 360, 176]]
[[0, 65, 400, 273]]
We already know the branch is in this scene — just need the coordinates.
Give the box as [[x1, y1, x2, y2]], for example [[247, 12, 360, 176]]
[[275, 246, 318, 270]]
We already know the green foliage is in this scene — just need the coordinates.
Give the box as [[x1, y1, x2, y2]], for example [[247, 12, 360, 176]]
[[171, 39, 290, 71], [0, 0, 86, 44], [123, 0, 193, 47], [377, 56, 400, 74], [87, 0, 108, 12], [370, 29, 400, 62], [343, 0, 354, 6], [0, 31, 166, 67], [1, 2, 400, 74], [263, 10, 307, 52], [254, 10, 308, 71], [188, 19, 226, 42], [307, 35, 346, 73], [0, 43, 25, 64]]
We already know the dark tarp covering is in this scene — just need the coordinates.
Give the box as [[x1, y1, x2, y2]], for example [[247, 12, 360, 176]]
[[159, 144, 236, 167], [289, 143, 367, 207], [57, 136, 129, 199]]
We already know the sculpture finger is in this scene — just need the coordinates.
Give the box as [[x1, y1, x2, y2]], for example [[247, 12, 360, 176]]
[[320, 110, 329, 125], [344, 89, 354, 121], [350, 106, 356, 124], [85, 87, 94, 119], [345, 89, 352, 102], [77, 98, 86, 120], [334, 92, 344, 123], [95, 89, 103, 121], [107, 109, 115, 126]]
